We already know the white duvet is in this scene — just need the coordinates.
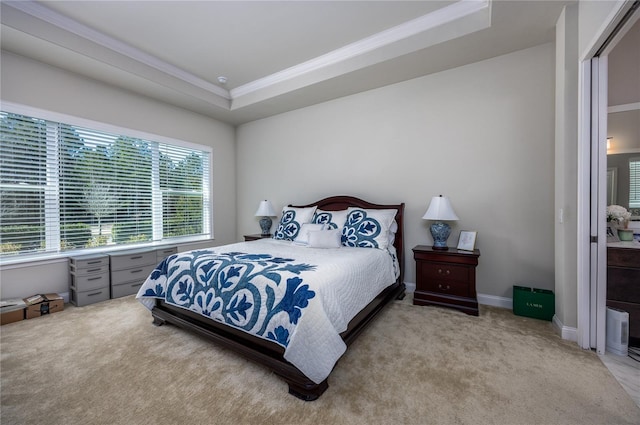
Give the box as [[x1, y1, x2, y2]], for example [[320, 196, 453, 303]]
[[137, 238, 398, 384]]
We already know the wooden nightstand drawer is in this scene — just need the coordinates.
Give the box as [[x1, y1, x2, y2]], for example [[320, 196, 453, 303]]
[[422, 279, 469, 298], [422, 263, 468, 283]]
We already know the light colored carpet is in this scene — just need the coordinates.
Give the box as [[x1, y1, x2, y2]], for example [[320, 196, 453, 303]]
[[1, 294, 639, 425]]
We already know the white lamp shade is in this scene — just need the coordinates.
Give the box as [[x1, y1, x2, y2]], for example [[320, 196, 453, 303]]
[[255, 200, 276, 217], [422, 195, 459, 221]]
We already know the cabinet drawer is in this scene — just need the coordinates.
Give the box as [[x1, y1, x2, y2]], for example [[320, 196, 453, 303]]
[[110, 250, 156, 270], [71, 271, 110, 292], [71, 287, 110, 307], [111, 263, 156, 285], [156, 246, 177, 262], [71, 264, 110, 277], [70, 255, 109, 271], [607, 267, 640, 303], [421, 262, 469, 282], [111, 280, 145, 298], [608, 248, 640, 267], [421, 279, 469, 297]]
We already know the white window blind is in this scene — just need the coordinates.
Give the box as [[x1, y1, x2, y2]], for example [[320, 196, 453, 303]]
[[1, 111, 211, 258], [630, 157, 640, 209]]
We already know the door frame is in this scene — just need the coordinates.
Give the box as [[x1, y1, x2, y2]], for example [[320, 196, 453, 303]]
[[577, 1, 639, 353]]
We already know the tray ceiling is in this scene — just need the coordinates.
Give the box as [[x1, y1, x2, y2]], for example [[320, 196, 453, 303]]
[[1, 1, 572, 125]]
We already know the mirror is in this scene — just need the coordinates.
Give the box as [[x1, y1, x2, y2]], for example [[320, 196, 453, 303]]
[[607, 109, 640, 217], [607, 18, 639, 219]]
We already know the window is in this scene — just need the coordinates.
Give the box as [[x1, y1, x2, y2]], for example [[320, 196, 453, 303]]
[[630, 157, 640, 209], [1, 110, 211, 260]]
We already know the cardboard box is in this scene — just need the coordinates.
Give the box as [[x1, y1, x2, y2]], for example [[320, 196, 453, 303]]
[[23, 293, 64, 319], [513, 285, 555, 321], [0, 298, 26, 325]]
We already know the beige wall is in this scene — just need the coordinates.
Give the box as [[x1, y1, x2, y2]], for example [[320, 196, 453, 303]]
[[0, 51, 237, 299], [237, 43, 556, 301]]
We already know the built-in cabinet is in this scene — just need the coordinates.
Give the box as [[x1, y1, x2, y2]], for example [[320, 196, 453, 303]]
[[607, 245, 640, 346], [69, 246, 177, 306]]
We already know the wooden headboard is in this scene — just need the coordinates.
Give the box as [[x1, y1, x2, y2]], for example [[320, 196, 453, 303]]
[[290, 195, 405, 285]]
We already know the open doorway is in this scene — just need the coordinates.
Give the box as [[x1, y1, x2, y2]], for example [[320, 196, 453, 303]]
[[589, 4, 639, 355]]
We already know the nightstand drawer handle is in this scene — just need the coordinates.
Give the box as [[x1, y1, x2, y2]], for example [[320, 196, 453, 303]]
[[437, 269, 451, 275], [438, 283, 451, 290]]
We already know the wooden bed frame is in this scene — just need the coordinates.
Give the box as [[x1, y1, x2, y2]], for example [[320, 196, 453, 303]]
[[150, 195, 405, 401]]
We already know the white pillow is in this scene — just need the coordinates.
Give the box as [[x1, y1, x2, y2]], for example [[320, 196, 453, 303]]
[[388, 220, 398, 246], [312, 209, 348, 230], [342, 208, 397, 249], [308, 229, 342, 248], [293, 223, 325, 245], [273, 206, 317, 241]]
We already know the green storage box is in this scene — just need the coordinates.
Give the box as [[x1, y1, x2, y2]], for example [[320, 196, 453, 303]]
[[513, 285, 555, 321]]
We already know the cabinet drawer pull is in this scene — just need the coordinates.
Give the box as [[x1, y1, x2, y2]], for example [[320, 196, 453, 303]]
[[87, 276, 104, 281], [438, 283, 451, 290], [87, 260, 102, 265], [437, 269, 451, 275], [129, 269, 143, 274], [129, 255, 143, 260], [86, 268, 102, 273], [87, 291, 103, 297]]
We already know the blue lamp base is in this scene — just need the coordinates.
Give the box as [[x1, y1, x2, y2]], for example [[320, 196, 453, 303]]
[[259, 217, 272, 236], [430, 221, 451, 250]]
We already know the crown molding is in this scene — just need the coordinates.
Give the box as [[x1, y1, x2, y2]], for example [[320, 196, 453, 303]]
[[3, 0, 491, 110], [231, 0, 490, 99], [3, 0, 231, 100]]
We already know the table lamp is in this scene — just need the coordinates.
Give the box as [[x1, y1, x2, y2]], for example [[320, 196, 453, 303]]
[[422, 195, 459, 250], [255, 200, 276, 236]]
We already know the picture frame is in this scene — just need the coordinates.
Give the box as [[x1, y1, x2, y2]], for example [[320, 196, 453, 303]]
[[607, 224, 620, 243], [457, 230, 477, 251]]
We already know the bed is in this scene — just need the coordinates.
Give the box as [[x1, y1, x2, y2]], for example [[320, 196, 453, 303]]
[[136, 195, 405, 400]]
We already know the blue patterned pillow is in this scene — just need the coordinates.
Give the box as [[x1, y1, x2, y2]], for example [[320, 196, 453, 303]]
[[273, 206, 317, 241], [341, 208, 397, 249], [312, 209, 348, 230]]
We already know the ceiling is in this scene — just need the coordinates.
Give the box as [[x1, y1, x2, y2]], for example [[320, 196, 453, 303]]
[[1, 0, 573, 125]]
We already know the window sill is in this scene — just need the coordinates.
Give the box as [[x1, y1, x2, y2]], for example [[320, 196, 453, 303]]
[[0, 235, 214, 270]]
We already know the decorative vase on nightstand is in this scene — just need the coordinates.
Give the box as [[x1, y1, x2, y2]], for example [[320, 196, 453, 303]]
[[617, 228, 634, 241]]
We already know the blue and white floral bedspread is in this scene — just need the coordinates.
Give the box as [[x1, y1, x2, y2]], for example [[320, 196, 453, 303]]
[[137, 239, 397, 384]]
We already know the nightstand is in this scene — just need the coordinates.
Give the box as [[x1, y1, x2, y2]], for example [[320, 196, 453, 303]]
[[244, 234, 272, 241], [412, 245, 480, 316]]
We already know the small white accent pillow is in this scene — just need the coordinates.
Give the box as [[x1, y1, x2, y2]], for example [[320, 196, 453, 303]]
[[294, 223, 325, 245], [308, 229, 342, 248], [273, 206, 317, 241]]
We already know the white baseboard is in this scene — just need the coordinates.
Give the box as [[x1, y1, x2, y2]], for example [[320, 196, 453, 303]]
[[405, 283, 511, 309], [477, 293, 512, 309], [552, 315, 578, 342], [405, 283, 577, 342]]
